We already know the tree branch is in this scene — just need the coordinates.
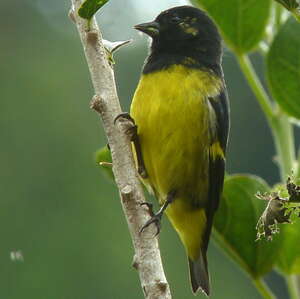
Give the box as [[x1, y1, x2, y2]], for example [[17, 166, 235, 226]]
[[69, 2, 171, 298]]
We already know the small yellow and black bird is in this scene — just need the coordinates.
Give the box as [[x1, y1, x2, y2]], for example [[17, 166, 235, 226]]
[[126, 5, 229, 296]]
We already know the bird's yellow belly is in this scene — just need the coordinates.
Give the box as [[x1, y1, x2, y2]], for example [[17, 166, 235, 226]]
[[130, 65, 221, 258], [130, 66, 219, 204], [136, 92, 209, 202]]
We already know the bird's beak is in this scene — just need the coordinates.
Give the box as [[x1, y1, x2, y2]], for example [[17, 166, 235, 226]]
[[134, 21, 160, 37]]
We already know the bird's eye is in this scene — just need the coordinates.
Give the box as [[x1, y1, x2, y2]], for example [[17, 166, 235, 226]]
[[170, 16, 181, 24]]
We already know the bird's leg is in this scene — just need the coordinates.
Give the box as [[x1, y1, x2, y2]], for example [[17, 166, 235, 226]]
[[140, 191, 176, 236], [131, 132, 147, 179], [114, 112, 147, 178]]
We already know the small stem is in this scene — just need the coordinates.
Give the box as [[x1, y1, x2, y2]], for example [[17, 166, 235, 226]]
[[258, 41, 269, 56], [291, 9, 300, 23], [237, 54, 274, 123], [296, 148, 300, 179], [253, 279, 276, 299], [237, 54, 295, 182], [270, 109, 295, 181], [294, 14, 300, 23], [286, 275, 300, 299], [274, 3, 284, 30]]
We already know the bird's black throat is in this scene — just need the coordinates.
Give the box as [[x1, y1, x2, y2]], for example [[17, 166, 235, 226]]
[[143, 37, 222, 76]]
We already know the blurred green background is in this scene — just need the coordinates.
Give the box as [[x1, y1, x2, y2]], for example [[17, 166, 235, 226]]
[[1, 0, 298, 298]]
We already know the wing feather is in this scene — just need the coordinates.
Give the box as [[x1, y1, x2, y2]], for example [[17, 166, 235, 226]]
[[203, 88, 230, 252]]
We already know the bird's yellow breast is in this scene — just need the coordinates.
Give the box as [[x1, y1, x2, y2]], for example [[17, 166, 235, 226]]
[[131, 65, 221, 198], [130, 65, 222, 258]]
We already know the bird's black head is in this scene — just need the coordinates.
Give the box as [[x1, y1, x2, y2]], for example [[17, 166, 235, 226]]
[[135, 6, 222, 74]]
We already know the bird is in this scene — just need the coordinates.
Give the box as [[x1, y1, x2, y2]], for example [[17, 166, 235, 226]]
[[126, 5, 229, 296]]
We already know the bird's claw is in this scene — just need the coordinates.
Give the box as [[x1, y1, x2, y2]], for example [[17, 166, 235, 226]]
[[138, 166, 147, 179], [114, 112, 135, 125], [139, 213, 162, 236], [114, 112, 137, 141]]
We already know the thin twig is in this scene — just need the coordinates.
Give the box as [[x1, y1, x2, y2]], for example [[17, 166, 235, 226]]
[[237, 54, 295, 181], [69, 2, 171, 298], [253, 279, 276, 299], [286, 275, 300, 299]]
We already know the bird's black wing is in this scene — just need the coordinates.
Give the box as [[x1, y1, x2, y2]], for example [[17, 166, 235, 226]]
[[189, 87, 230, 295], [204, 87, 230, 252]]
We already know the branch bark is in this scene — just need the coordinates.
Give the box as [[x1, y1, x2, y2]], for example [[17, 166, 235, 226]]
[[69, 1, 171, 298]]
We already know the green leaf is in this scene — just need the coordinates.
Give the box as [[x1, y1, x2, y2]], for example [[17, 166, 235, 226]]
[[192, 0, 271, 53], [277, 218, 300, 274], [78, 0, 109, 20], [95, 145, 114, 180], [214, 175, 281, 278], [267, 17, 300, 119]]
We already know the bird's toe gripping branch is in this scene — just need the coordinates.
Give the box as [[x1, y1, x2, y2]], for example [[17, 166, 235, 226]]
[[140, 192, 175, 236], [114, 112, 148, 178], [140, 202, 163, 236]]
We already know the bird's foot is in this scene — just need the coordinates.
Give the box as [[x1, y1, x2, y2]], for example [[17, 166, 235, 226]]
[[114, 112, 148, 179], [140, 202, 163, 236], [139, 211, 162, 236], [114, 112, 137, 141], [138, 165, 147, 179], [114, 112, 135, 124], [140, 192, 175, 236]]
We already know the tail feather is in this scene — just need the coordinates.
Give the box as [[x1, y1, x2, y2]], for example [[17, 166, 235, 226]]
[[188, 252, 210, 296]]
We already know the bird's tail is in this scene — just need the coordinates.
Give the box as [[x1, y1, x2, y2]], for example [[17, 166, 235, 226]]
[[188, 251, 210, 296]]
